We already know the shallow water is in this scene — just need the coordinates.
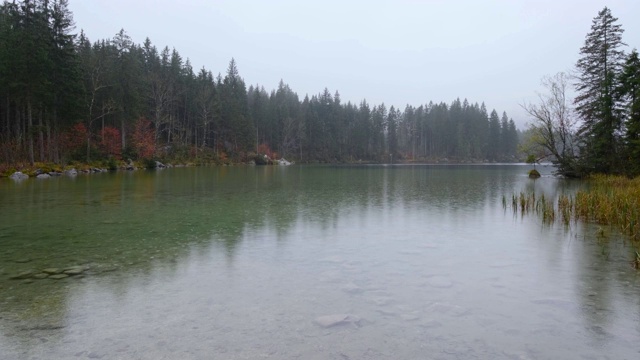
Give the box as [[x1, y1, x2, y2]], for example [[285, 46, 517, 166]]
[[0, 164, 638, 359]]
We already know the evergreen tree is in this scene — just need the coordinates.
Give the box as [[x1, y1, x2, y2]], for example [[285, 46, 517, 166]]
[[575, 7, 626, 173], [387, 106, 398, 160], [621, 49, 640, 174], [49, 0, 83, 161], [487, 109, 501, 161], [219, 58, 253, 153]]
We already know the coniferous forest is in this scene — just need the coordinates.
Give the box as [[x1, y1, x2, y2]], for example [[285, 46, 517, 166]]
[[0, 0, 520, 168]]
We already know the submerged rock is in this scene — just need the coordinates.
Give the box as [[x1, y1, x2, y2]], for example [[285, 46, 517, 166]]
[[63, 266, 85, 276], [314, 314, 361, 328], [42, 268, 62, 275], [49, 274, 69, 280], [10, 270, 35, 280], [32, 273, 49, 279], [426, 276, 453, 288]]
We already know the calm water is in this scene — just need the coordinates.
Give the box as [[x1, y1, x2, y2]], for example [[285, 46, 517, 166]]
[[0, 165, 638, 360]]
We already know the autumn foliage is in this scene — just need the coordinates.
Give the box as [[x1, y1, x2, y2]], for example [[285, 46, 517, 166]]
[[257, 143, 277, 159], [132, 118, 155, 159], [60, 123, 89, 158], [99, 126, 122, 159]]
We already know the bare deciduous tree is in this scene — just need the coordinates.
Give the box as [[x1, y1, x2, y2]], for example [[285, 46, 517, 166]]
[[522, 72, 581, 177]]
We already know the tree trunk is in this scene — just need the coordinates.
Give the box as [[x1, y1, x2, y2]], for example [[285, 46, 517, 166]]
[[46, 112, 52, 162], [121, 117, 126, 151], [87, 134, 91, 162], [52, 108, 59, 163], [4, 96, 9, 140], [27, 99, 34, 165], [39, 109, 45, 162]]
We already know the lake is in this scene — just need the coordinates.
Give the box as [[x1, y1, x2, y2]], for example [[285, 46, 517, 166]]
[[1, 164, 638, 359]]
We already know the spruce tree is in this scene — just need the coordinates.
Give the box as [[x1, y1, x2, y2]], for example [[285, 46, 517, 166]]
[[575, 7, 626, 173], [621, 49, 640, 174], [487, 109, 501, 161]]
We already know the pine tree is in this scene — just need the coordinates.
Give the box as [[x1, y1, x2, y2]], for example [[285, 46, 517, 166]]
[[219, 58, 253, 153], [387, 106, 398, 160], [487, 109, 501, 161], [620, 49, 640, 174], [575, 7, 626, 173]]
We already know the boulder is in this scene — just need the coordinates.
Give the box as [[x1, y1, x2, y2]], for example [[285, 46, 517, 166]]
[[65, 168, 78, 176], [36, 173, 51, 179], [528, 169, 541, 178], [155, 161, 166, 168], [9, 172, 29, 181]]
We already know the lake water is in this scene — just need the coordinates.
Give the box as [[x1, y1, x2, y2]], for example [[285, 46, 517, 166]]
[[0, 165, 638, 359]]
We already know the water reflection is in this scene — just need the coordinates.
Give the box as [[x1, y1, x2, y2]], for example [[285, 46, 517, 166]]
[[1, 165, 638, 359]]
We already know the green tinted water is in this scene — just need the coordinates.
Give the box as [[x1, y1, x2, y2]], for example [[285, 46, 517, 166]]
[[0, 165, 638, 359]]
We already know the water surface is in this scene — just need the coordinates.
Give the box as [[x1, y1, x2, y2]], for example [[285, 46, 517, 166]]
[[1, 165, 638, 359]]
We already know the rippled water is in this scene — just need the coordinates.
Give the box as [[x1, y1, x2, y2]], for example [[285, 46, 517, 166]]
[[0, 165, 638, 359]]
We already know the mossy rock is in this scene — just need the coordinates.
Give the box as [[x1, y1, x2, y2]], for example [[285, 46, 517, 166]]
[[528, 169, 541, 178]]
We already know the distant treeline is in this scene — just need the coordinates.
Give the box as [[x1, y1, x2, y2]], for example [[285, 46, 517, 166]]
[[0, 0, 519, 165]]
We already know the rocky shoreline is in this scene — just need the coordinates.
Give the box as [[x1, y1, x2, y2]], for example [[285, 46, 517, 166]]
[[5, 160, 179, 181]]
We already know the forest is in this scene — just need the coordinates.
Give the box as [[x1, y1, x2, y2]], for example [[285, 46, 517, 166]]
[[0, 0, 520, 169]]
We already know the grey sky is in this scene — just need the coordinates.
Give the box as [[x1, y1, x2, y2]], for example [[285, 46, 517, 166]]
[[70, 0, 640, 128]]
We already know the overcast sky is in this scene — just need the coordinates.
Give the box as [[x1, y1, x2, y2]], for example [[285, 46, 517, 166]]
[[69, 0, 640, 128]]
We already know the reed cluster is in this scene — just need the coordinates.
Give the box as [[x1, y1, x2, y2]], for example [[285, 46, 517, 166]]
[[504, 192, 556, 224], [572, 175, 640, 241], [505, 175, 640, 266]]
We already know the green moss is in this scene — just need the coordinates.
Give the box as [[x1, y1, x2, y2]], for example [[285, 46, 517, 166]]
[[528, 169, 541, 178]]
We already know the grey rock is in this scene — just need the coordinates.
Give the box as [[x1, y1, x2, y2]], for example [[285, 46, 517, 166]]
[[32, 273, 49, 279], [9, 172, 29, 181], [36, 173, 51, 179], [155, 161, 166, 168], [65, 168, 78, 176]]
